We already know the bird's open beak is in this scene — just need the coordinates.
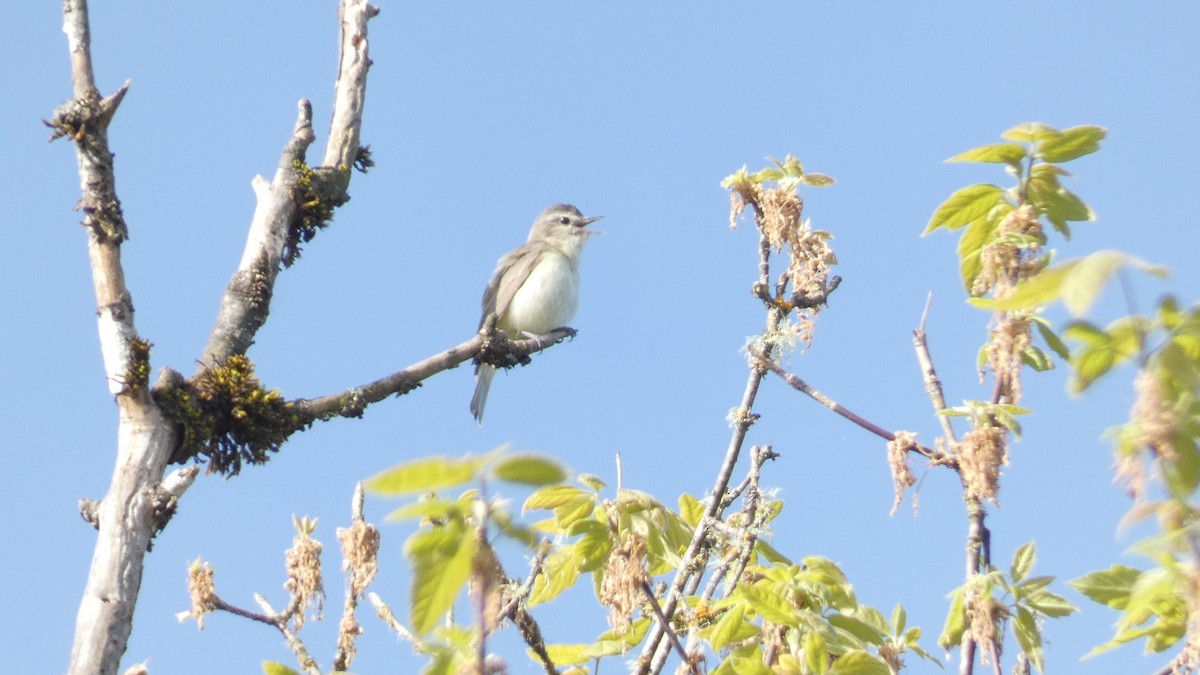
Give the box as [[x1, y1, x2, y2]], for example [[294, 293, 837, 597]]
[[580, 215, 603, 235]]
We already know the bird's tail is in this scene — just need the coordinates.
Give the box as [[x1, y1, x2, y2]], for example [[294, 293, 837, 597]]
[[470, 365, 496, 424]]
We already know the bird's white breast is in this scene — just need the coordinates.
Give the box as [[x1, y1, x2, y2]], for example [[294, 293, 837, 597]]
[[500, 250, 579, 335]]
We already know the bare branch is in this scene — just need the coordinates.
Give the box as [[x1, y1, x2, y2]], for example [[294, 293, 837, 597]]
[[324, 0, 378, 172], [914, 294, 959, 445], [640, 581, 699, 673], [197, 101, 317, 370], [199, 0, 377, 369], [368, 593, 419, 644], [292, 328, 577, 421], [752, 346, 956, 467], [250, 595, 321, 675], [332, 483, 379, 671], [59, 3, 377, 672], [638, 227, 779, 674]]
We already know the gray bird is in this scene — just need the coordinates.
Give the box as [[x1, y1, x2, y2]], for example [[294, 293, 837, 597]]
[[471, 204, 601, 423]]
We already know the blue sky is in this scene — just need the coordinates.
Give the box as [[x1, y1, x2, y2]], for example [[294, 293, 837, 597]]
[[5, 2, 1200, 673]]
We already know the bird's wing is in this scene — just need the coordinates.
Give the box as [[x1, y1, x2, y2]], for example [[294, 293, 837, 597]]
[[479, 241, 546, 329]]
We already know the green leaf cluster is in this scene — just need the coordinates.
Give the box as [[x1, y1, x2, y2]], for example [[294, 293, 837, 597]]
[[1070, 564, 1188, 657], [722, 154, 836, 192], [364, 447, 568, 638], [939, 542, 1076, 673], [969, 250, 1168, 319], [522, 486, 692, 610], [1067, 297, 1200, 659], [925, 123, 1105, 294], [706, 557, 937, 675], [939, 400, 1031, 438]]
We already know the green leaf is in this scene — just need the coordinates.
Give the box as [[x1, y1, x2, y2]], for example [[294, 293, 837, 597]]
[[1119, 567, 1181, 634], [406, 525, 477, 635], [891, 603, 907, 634], [938, 587, 967, 650], [1002, 122, 1060, 143], [755, 539, 792, 566], [1013, 606, 1045, 673], [1033, 318, 1071, 360], [590, 618, 651, 656], [800, 172, 836, 187], [578, 473, 606, 491], [1022, 346, 1054, 372], [1011, 541, 1037, 583], [829, 649, 892, 675], [709, 603, 757, 652], [529, 546, 582, 605], [1062, 321, 1109, 346], [829, 614, 887, 646], [572, 520, 614, 572], [1070, 343, 1117, 394], [714, 651, 773, 675], [947, 143, 1027, 165], [957, 208, 1005, 292], [384, 497, 463, 522], [524, 485, 592, 512], [1037, 125, 1107, 163], [492, 453, 568, 486], [804, 630, 830, 674], [736, 584, 802, 624], [262, 663, 301, 675], [1015, 576, 1055, 596], [1068, 565, 1142, 609], [924, 184, 1006, 235], [365, 452, 496, 496], [969, 262, 1071, 312], [971, 251, 1167, 317], [1026, 590, 1079, 618], [678, 493, 705, 527], [542, 643, 592, 666]]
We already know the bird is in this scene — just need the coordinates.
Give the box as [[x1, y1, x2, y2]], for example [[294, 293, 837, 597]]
[[470, 203, 601, 423]]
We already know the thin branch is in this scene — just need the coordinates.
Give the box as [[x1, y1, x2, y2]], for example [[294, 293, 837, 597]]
[[199, 0, 376, 369], [332, 483, 377, 672], [197, 100, 317, 370], [752, 346, 956, 467], [639, 228, 779, 674], [696, 445, 774, 604], [639, 581, 697, 674], [914, 293, 959, 445], [291, 327, 577, 422], [251, 595, 321, 675], [496, 541, 551, 624], [368, 593, 419, 644]]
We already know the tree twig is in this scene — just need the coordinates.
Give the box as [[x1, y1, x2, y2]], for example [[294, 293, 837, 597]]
[[639, 581, 697, 673], [638, 227, 779, 674], [291, 328, 577, 422], [752, 346, 956, 467], [913, 293, 959, 446]]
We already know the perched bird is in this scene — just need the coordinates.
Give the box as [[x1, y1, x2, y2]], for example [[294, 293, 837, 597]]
[[471, 204, 601, 423]]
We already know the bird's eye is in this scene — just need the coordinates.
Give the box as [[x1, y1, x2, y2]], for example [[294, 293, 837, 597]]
[[558, 216, 571, 225]]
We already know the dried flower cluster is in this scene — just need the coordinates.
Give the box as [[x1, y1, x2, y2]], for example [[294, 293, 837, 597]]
[[972, 204, 1043, 297], [600, 532, 649, 636], [986, 314, 1032, 404], [338, 519, 380, 598], [967, 589, 1006, 667], [178, 560, 217, 630], [285, 522, 325, 630], [958, 426, 1008, 504], [887, 432, 919, 516]]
